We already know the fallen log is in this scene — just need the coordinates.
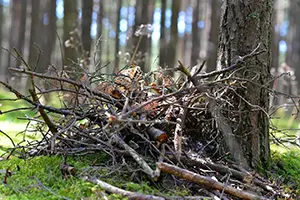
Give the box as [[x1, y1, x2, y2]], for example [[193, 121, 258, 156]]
[[157, 162, 266, 200], [167, 155, 277, 193]]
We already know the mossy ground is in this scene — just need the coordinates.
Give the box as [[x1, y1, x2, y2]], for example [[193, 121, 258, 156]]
[[0, 155, 97, 200], [267, 150, 300, 196], [0, 154, 191, 200]]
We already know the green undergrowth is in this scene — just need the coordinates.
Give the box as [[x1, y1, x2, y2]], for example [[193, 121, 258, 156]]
[[0, 155, 96, 200], [0, 153, 190, 200], [270, 109, 300, 152], [262, 150, 300, 196]]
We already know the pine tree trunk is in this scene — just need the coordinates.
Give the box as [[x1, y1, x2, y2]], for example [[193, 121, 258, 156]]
[[28, 0, 41, 71], [81, 0, 93, 57], [7, 0, 22, 72], [16, 0, 27, 68], [218, 0, 273, 168], [96, 0, 103, 65], [190, 0, 201, 67], [166, 0, 180, 76], [44, 0, 56, 66], [63, 0, 79, 79], [286, 0, 300, 89], [159, 0, 167, 68], [132, 0, 153, 71], [114, 0, 121, 71], [0, 0, 3, 78], [206, 0, 220, 72]]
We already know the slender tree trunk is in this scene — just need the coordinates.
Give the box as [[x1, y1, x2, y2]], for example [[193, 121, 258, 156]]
[[16, 0, 27, 67], [145, 0, 155, 72], [286, 0, 300, 88], [131, 0, 153, 71], [81, 0, 93, 58], [190, 0, 200, 67], [34, 0, 56, 73], [159, 0, 167, 68], [63, 0, 79, 79], [206, 0, 220, 72], [218, 0, 273, 168], [28, 0, 41, 72], [167, 0, 180, 76], [114, 0, 121, 72], [96, 0, 103, 65], [0, 0, 3, 76], [271, 0, 280, 71], [44, 0, 57, 65], [181, 0, 192, 65], [7, 0, 22, 73]]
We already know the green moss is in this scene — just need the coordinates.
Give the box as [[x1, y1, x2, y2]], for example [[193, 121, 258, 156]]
[[0, 154, 195, 199], [125, 182, 156, 194], [262, 150, 300, 196], [0, 155, 107, 199]]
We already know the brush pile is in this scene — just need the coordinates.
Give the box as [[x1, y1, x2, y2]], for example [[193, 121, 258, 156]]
[[0, 45, 294, 199]]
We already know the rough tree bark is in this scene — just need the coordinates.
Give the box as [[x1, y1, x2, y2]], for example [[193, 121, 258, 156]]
[[218, 0, 273, 168]]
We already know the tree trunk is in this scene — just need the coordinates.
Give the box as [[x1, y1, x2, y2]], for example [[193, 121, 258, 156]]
[[218, 0, 273, 168], [16, 0, 27, 68], [131, 0, 153, 71], [145, 0, 155, 72], [271, 0, 280, 71], [180, 0, 191, 65], [7, 0, 22, 73], [167, 0, 180, 76], [96, 0, 103, 65], [43, 0, 56, 66], [63, 0, 79, 79], [114, 0, 121, 72], [28, 0, 42, 72], [81, 0, 93, 57], [159, 0, 167, 68], [206, 0, 220, 72], [190, 0, 201, 67], [0, 0, 4, 77], [286, 0, 300, 89]]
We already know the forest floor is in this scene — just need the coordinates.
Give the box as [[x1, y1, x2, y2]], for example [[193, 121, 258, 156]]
[[0, 91, 300, 199]]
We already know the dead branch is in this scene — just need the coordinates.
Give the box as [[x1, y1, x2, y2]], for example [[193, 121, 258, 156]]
[[83, 176, 165, 200], [167, 155, 278, 193], [29, 89, 57, 134], [173, 101, 188, 158], [157, 162, 266, 200], [8, 67, 117, 104]]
